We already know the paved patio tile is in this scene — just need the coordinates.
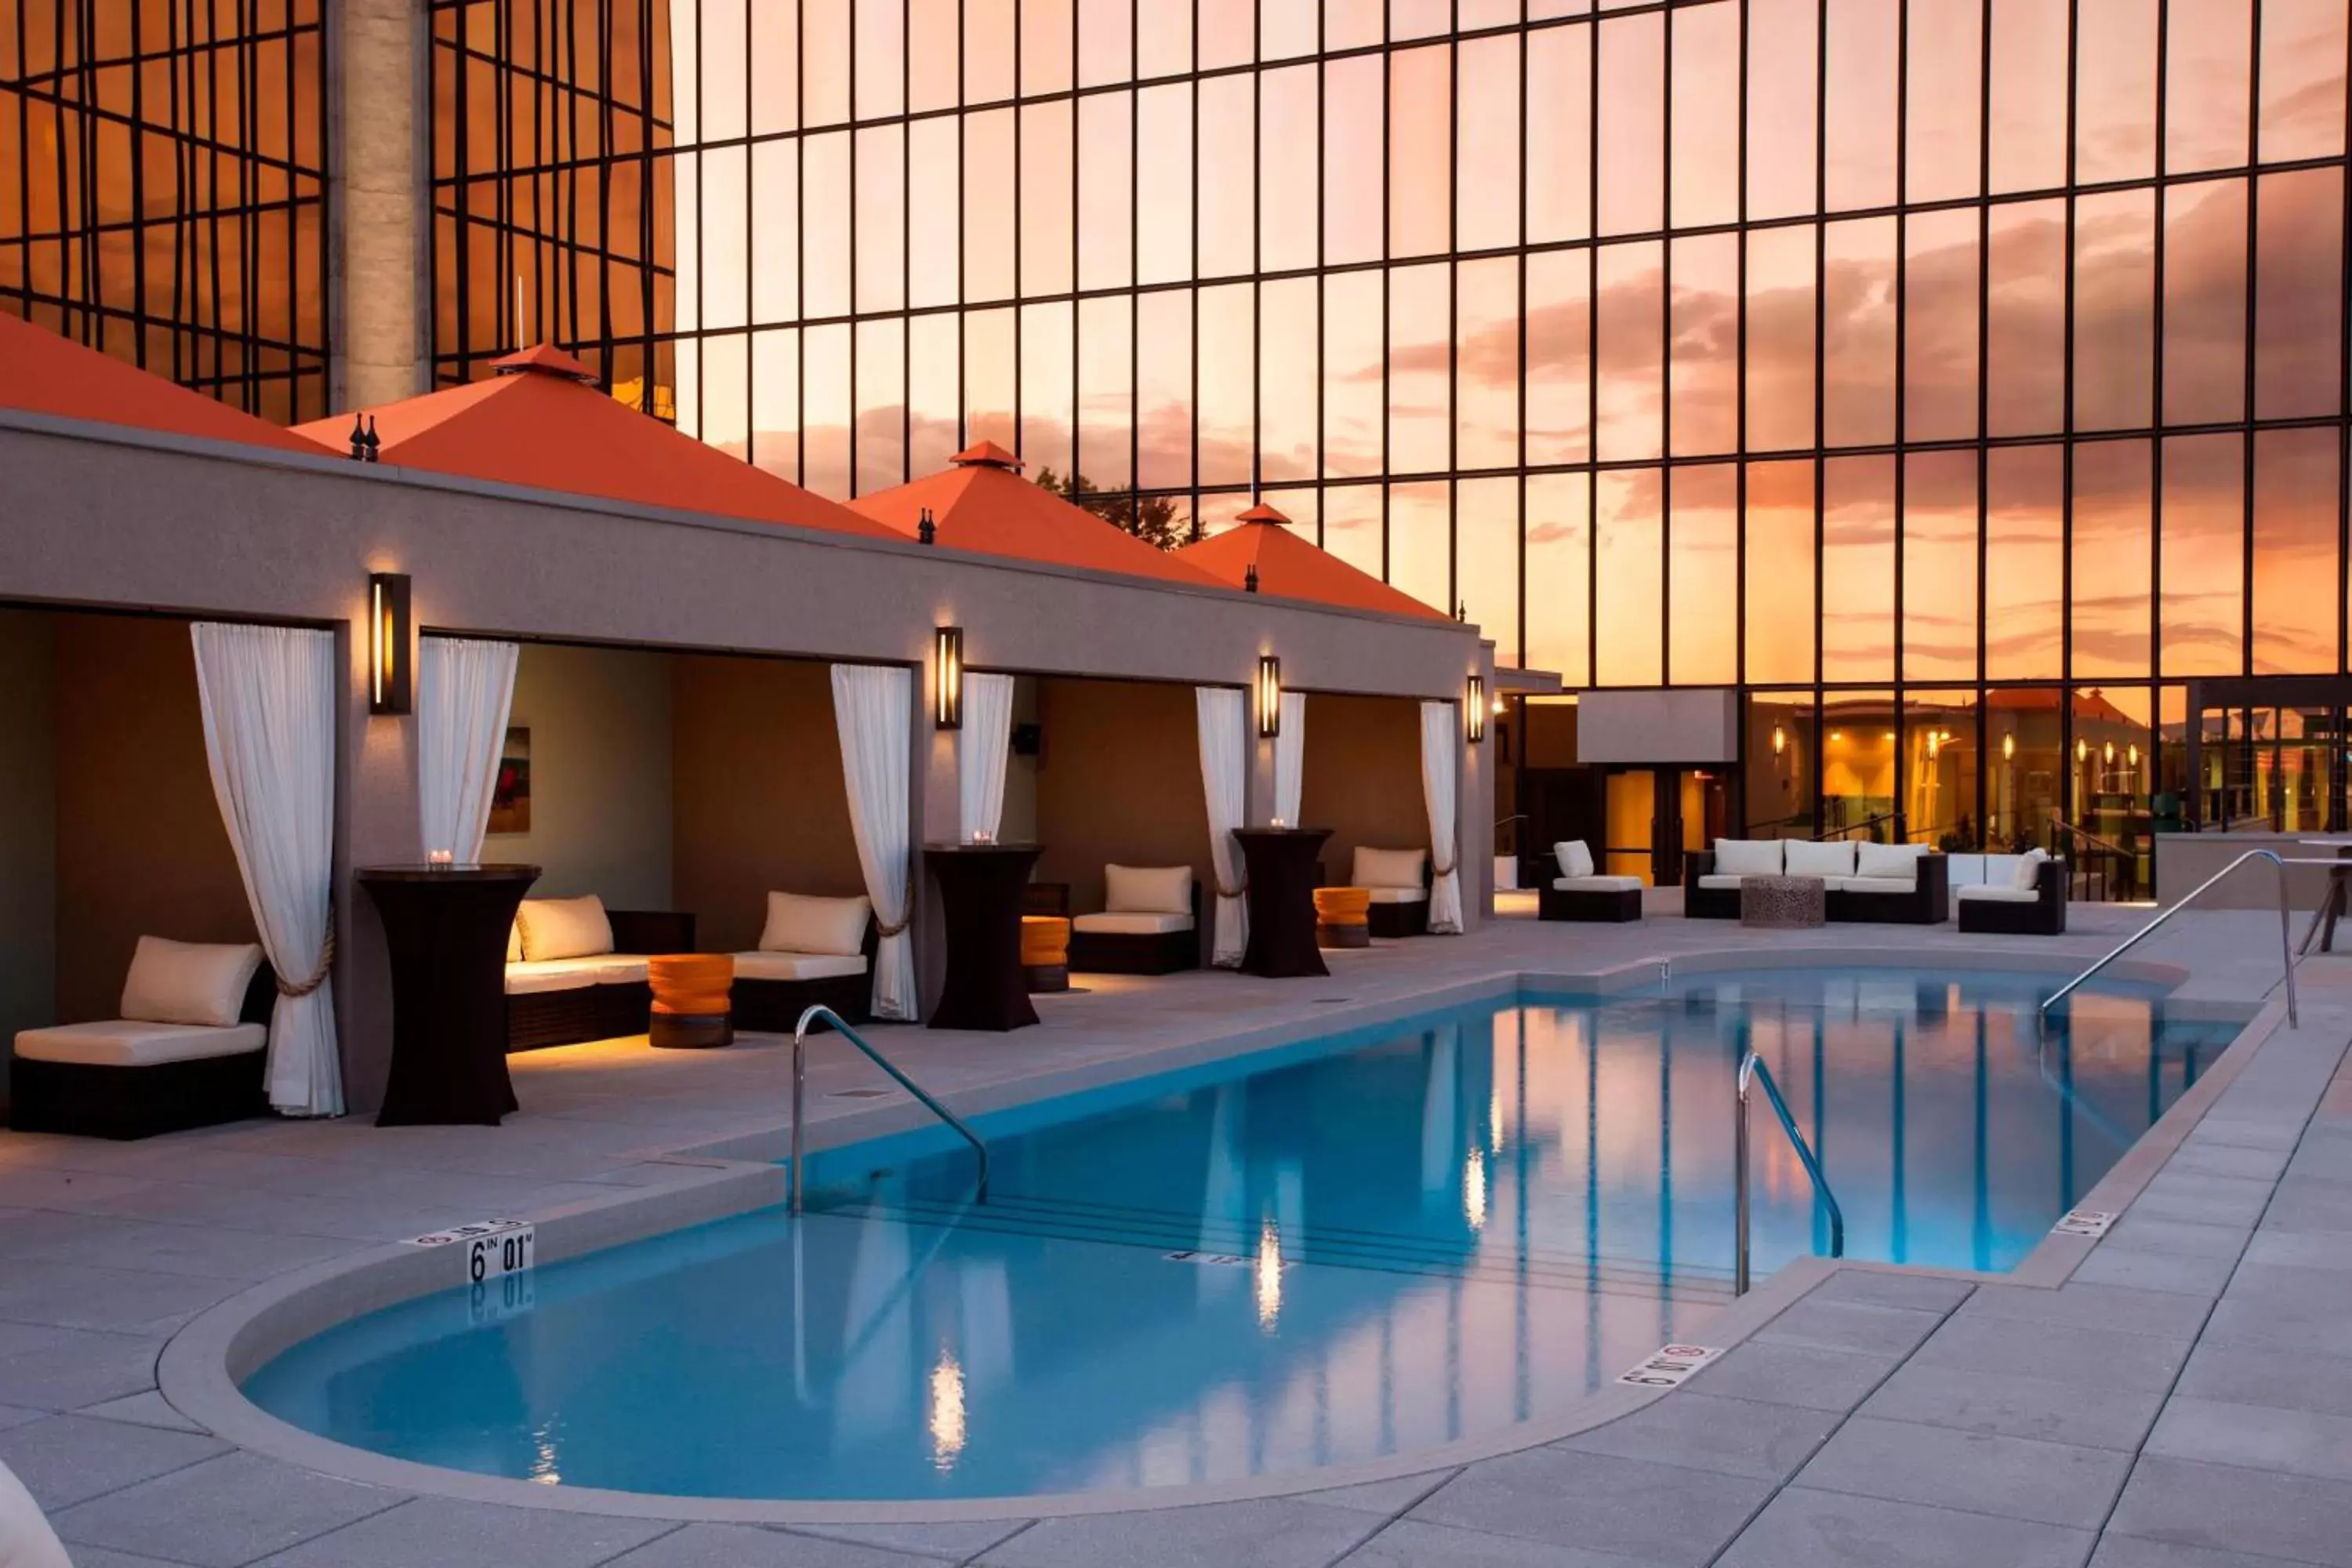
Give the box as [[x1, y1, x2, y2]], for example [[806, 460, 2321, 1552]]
[[1679, 1340, 1902, 1413], [1408, 1447, 1771, 1564], [608, 1523, 927, 1566], [1795, 1414, 2132, 1530], [2090, 1536, 2333, 1568], [2129, 1189, 2276, 1229], [1957, 1282, 2210, 1341], [2100, 1217, 2252, 1261], [2181, 1118, 2306, 1154], [2175, 1341, 2352, 1419], [2067, 1246, 2240, 1298], [1806, 1270, 1973, 1314], [0, 1403, 43, 1432], [2144, 1397, 2352, 1484], [1753, 1299, 1948, 1359], [1911, 1314, 2187, 1394], [2203, 1289, 2352, 1361], [0, 1414, 225, 1511], [0, 1260, 247, 1334], [53, 1450, 406, 1566], [1715, 1486, 2094, 1568], [975, 1499, 1380, 1568], [1290, 1472, 1456, 1517], [75, 1392, 208, 1433], [56, 1548, 207, 1568], [12, 1217, 365, 1282], [1555, 1392, 1838, 1480], [1340, 1517, 1655, 1567], [1858, 1362, 2166, 1452], [2107, 1456, 2352, 1566], [776, 1520, 1039, 1560], [0, 1319, 165, 1410], [2165, 1143, 2292, 1181], [2241, 1230, 2352, 1272], [250, 1497, 677, 1568]]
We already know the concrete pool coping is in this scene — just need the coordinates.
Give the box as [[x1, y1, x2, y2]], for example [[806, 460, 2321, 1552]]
[[156, 946, 2269, 1526]]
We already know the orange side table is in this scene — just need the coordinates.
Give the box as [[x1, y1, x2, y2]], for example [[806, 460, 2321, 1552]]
[[648, 953, 734, 1049], [1021, 915, 1071, 993], [1313, 887, 1372, 949]]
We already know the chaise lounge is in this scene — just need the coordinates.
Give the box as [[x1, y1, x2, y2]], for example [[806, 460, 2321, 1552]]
[[1069, 865, 1201, 975], [729, 891, 877, 1029], [1683, 837, 1950, 924], [1951, 849, 2067, 935], [1538, 840, 1644, 922], [504, 895, 695, 1051]]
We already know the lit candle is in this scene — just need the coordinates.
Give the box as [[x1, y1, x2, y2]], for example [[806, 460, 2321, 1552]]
[[1270, 816, 1286, 829], [427, 849, 453, 869]]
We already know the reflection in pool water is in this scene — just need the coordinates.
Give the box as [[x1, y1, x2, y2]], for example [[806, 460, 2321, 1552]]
[[245, 970, 2236, 1501]]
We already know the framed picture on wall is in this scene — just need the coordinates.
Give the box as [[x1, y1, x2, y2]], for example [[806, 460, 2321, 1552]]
[[488, 727, 531, 835]]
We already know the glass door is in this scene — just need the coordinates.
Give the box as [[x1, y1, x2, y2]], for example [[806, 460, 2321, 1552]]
[[1604, 770, 1657, 884]]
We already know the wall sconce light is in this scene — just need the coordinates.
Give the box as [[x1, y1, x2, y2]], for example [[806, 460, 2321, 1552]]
[[2002, 732, 2016, 761], [367, 572, 411, 716], [1257, 655, 1282, 739], [1467, 677, 1486, 743], [2103, 740, 2116, 765], [1926, 731, 1942, 759], [934, 626, 964, 729], [2128, 742, 2140, 770], [1771, 723, 1786, 757], [2075, 738, 2089, 764]]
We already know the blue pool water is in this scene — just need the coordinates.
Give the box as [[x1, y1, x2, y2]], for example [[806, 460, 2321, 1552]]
[[246, 970, 2238, 1501]]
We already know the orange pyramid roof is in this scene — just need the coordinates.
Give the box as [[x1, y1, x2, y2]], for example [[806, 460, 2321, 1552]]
[[848, 447, 1227, 588], [292, 347, 898, 541], [1178, 503, 1452, 621], [0, 311, 326, 455]]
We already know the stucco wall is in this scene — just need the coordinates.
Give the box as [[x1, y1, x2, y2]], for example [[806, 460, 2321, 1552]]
[[0, 611, 56, 1091], [492, 642, 676, 909], [1032, 677, 1214, 926], [1301, 693, 1434, 887]]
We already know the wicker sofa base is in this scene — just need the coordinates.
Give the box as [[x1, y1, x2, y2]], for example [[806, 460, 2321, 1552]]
[[1957, 865, 2067, 935], [1682, 852, 1951, 924], [734, 973, 873, 1032], [1540, 886, 1643, 922], [9, 1051, 267, 1140], [506, 982, 652, 1053], [1069, 929, 1198, 975], [1366, 899, 1430, 938]]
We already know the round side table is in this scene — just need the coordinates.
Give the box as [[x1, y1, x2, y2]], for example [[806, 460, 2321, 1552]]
[[649, 953, 734, 1049], [1021, 915, 1071, 993], [1313, 886, 1372, 949]]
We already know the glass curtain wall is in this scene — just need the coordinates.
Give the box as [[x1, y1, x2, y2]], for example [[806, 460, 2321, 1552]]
[[1, 0, 330, 419]]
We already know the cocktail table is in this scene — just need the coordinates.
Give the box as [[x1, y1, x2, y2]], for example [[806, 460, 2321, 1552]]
[[1740, 873, 1827, 928]]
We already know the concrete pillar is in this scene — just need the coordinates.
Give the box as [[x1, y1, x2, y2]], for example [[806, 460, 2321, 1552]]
[[334, 0, 429, 410]]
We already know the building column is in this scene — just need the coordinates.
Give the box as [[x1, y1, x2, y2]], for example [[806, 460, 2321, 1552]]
[[334, 0, 429, 411]]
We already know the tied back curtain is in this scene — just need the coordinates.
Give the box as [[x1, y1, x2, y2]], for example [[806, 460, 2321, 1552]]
[[1418, 700, 1465, 935], [1273, 691, 1307, 825], [958, 672, 1016, 842], [830, 664, 918, 1020], [416, 637, 519, 864], [191, 622, 342, 1116], [1196, 687, 1249, 967]]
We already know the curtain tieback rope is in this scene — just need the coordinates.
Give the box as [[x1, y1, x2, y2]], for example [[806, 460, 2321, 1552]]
[[1214, 878, 1249, 900], [1430, 854, 1457, 878], [877, 868, 917, 939], [275, 908, 336, 998]]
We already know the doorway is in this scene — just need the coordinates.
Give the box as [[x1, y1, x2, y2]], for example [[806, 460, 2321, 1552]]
[[1602, 768, 1729, 886]]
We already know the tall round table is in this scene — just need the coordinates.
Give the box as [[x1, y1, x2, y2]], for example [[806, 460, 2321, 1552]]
[[358, 864, 539, 1127], [925, 844, 1044, 1030], [1233, 827, 1333, 978]]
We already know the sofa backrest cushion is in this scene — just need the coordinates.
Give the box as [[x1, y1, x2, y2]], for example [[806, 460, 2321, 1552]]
[[517, 895, 614, 962], [1352, 846, 1428, 889], [1857, 840, 1926, 881], [2015, 847, 2049, 891], [1784, 838, 1857, 877], [1711, 839, 1784, 877], [507, 922, 523, 964], [760, 891, 874, 956], [118, 935, 266, 1028], [1554, 840, 1595, 879], [1945, 853, 1986, 886], [1105, 864, 1194, 915]]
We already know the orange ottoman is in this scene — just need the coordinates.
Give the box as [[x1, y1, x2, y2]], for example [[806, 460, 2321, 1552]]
[[1314, 887, 1372, 949], [1021, 916, 1071, 993], [648, 954, 734, 1049]]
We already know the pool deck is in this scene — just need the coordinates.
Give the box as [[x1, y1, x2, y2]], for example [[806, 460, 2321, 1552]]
[[2, 899, 2348, 1567]]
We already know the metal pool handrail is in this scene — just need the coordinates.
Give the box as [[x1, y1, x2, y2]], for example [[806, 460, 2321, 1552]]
[[790, 1005, 989, 1214], [2037, 848, 2298, 1032], [1734, 1051, 1845, 1296]]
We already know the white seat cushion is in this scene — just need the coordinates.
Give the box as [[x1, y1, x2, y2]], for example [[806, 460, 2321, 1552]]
[[1352, 846, 1428, 889], [14, 1019, 265, 1068], [516, 895, 614, 961], [118, 936, 264, 1028], [1366, 887, 1427, 904], [1711, 839, 1784, 877], [1552, 840, 1596, 879], [1697, 874, 1748, 891], [759, 891, 873, 957], [1784, 838, 1857, 877], [503, 958, 608, 995], [1554, 875, 1642, 892], [733, 951, 869, 982], [1957, 884, 2040, 904], [1857, 841, 1926, 881], [1073, 911, 1196, 935], [1835, 877, 1918, 896], [1104, 864, 1194, 914], [593, 956, 649, 985]]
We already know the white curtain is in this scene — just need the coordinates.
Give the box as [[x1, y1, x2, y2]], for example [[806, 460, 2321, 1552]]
[[191, 622, 342, 1116], [416, 637, 518, 864], [830, 664, 917, 1020], [1418, 699, 1465, 934], [1196, 687, 1249, 967], [958, 672, 1016, 843], [1272, 691, 1306, 826]]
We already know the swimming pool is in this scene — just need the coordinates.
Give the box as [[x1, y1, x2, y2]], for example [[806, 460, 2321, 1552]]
[[244, 969, 2238, 1502]]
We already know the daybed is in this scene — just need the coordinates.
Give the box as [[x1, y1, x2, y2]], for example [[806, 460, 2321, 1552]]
[[1351, 846, 1432, 938], [504, 895, 694, 1051], [730, 891, 878, 1029], [1069, 864, 1201, 975], [13, 935, 275, 1139], [1538, 840, 1644, 922], [1683, 838, 1950, 924], [1951, 849, 2067, 935]]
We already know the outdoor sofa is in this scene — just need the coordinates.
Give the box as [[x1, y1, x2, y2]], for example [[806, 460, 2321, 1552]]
[[1538, 840, 1644, 921], [1950, 849, 2067, 935], [1069, 864, 1201, 975], [1683, 838, 1951, 924], [728, 891, 877, 1029], [504, 895, 694, 1051], [1351, 846, 1433, 938]]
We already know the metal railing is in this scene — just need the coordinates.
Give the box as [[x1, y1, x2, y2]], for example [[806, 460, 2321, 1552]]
[[790, 1005, 989, 1214], [2038, 848, 2299, 1032], [1813, 811, 1902, 843], [1734, 1051, 1846, 1296], [2048, 818, 2142, 902]]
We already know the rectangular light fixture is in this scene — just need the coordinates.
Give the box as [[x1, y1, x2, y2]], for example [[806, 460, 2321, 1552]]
[[935, 625, 964, 729], [1467, 676, 1485, 743], [1257, 655, 1281, 739], [368, 572, 412, 716]]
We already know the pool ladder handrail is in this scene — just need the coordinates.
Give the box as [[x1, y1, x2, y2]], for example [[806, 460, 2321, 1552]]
[[2037, 848, 2299, 1033], [1733, 1051, 1846, 1296], [790, 1005, 989, 1214]]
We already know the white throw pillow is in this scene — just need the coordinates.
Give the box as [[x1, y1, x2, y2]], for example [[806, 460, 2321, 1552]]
[[118, 936, 264, 1029], [1104, 864, 1193, 915], [1784, 839, 1857, 877], [517, 895, 614, 961], [1352, 846, 1428, 889], [2014, 847, 2049, 891], [759, 891, 873, 957], [1856, 840, 1926, 881], [1711, 839, 1784, 877], [1553, 840, 1595, 879]]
